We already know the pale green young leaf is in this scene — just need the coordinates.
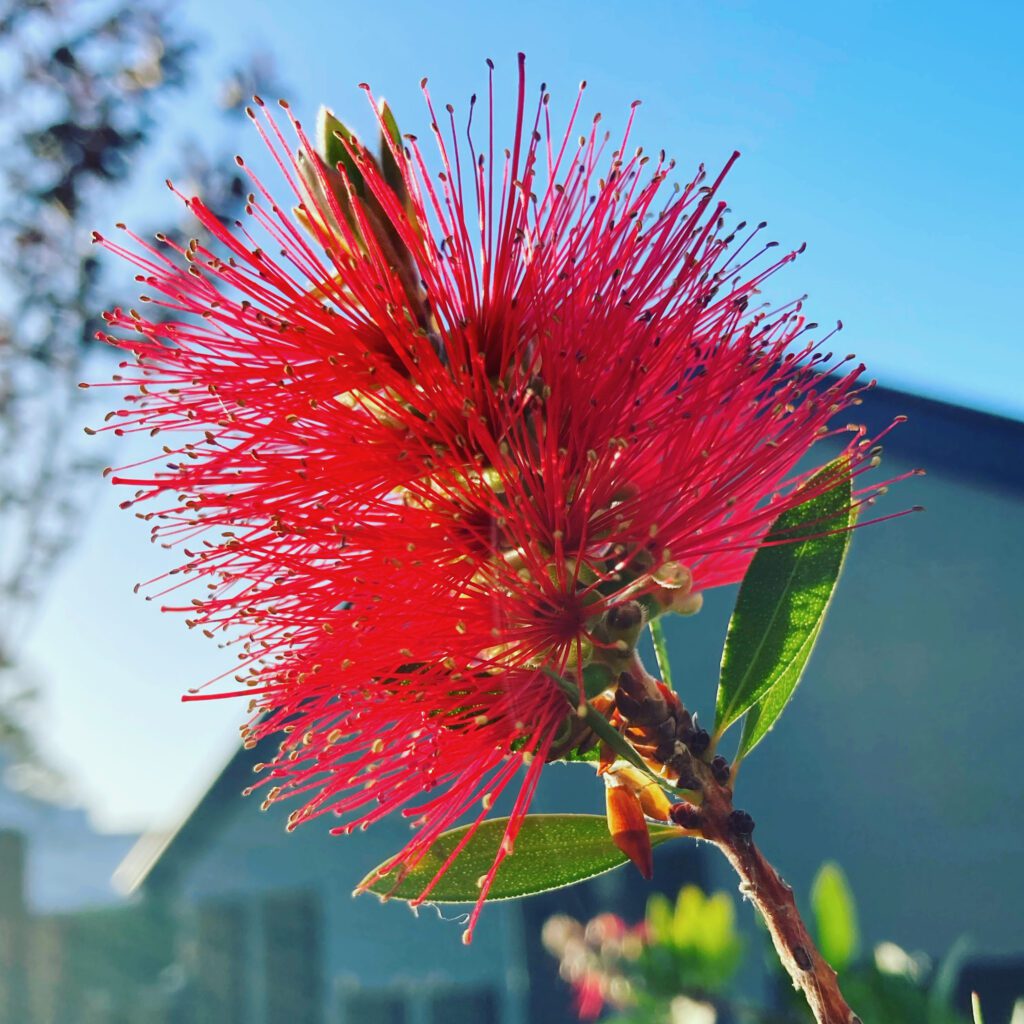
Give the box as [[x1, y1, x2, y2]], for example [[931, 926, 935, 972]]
[[810, 861, 860, 973], [377, 99, 407, 202]]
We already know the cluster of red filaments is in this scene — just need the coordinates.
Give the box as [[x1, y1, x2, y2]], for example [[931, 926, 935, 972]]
[[89, 54, 906, 939]]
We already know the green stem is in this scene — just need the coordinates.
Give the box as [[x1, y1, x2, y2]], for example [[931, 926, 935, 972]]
[[648, 617, 673, 690]]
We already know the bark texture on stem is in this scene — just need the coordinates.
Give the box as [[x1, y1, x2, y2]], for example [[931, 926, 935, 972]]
[[699, 782, 861, 1024], [605, 654, 860, 1024]]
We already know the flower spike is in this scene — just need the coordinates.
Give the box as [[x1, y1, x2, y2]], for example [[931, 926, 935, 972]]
[[92, 57, 904, 941]]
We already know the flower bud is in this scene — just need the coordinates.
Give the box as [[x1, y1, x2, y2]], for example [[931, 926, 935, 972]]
[[602, 600, 645, 652], [605, 784, 653, 880], [653, 561, 692, 590], [669, 590, 704, 616], [669, 801, 702, 830]]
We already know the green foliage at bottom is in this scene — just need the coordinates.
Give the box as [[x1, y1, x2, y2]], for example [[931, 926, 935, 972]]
[[643, 886, 743, 995], [543, 862, 982, 1024]]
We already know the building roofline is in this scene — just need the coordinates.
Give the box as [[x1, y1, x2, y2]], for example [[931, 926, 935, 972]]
[[859, 383, 1024, 498], [114, 736, 270, 896]]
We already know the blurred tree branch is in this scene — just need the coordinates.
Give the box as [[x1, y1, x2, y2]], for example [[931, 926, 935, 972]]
[[0, 0, 280, 782]]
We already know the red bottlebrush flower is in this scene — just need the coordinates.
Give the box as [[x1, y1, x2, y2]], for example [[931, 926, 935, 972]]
[[90, 55, 901, 941]]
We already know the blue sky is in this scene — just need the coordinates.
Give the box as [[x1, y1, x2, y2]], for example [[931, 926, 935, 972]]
[[20, 0, 1024, 832]]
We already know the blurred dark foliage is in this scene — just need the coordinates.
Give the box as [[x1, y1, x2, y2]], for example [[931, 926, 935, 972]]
[[0, 0, 278, 782]]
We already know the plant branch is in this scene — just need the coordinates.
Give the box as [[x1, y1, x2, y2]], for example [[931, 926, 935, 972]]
[[698, 777, 861, 1024], [542, 667, 677, 796], [545, 639, 858, 1023], [601, 651, 860, 1024]]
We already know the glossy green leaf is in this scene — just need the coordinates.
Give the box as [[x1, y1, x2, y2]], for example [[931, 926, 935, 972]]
[[737, 617, 824, 757], [649, 617, 674, 691], [377, 99, 406, 200], [317, 105, 363, 190], [361, 814, 681, 903], [714, 458, 855, 755], [810, 862, 860, 973]]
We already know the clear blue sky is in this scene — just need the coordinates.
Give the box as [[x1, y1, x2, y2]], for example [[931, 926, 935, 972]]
[[22, 0, 1024, 832]]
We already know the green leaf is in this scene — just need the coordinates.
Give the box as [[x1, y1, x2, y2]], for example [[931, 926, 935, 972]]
[[649, 617, 674, 691], [377, 99, 406, 201], [713, 457, 855, 756], [644, 886, 743, 994], [738, 618, 823, 757], [317, 105, 363, 191], [361, 814, 681, 903], [810, 862, 860, 973], [930, 936, 974, 1014]]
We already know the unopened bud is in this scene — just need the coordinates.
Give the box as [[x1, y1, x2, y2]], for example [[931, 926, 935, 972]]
[[669, 801, 702, 830], [653, 561, 692, 590], [670, 590, 704, 616], [669, 748, 702, 791], [688, 727, 710, 756], [606, 600, 643, 632], [614, 670, 667, 726], [603, 600, 644, 651], [606, 784, 654, 879], [582, 662, 614, 698], [612, 764, 673, 823], [637, 779, 673, 823], [728, 809, 755, 838], [563, 635, 594, 669]]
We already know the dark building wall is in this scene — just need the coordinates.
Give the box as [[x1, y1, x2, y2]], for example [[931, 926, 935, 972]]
[[0, 831, 28, 1024], [655, 391, 1024, 958], [127, 388, 1024, 1016], [146, 752, 710, 1024]]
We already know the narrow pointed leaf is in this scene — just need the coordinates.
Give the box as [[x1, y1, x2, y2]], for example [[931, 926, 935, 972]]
[[714, 457, 855, 750], [377, 99, 407, 201], [737, 618, 823, 756], [543, 668, 673, 791], [649, 617, 674, 690], [317, 105, 363, 191], [361, 813, 681, 903]]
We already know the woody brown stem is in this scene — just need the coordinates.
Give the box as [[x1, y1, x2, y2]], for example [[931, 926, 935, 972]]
[[600, 652, 860, 1024], [698, 779, 861, 1024]]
